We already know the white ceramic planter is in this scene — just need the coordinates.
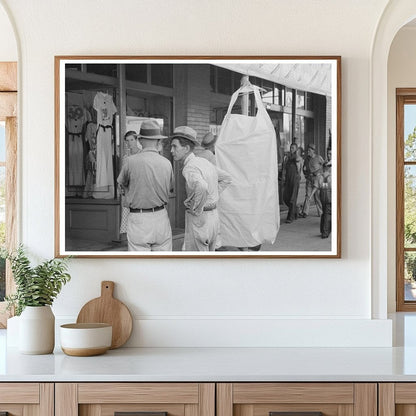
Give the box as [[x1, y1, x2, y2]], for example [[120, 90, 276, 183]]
[[19, 305, 55, 354]]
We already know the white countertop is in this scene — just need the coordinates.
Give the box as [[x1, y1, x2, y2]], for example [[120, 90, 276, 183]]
[[3, 313, 416, 382], [2, 345, 416, 382]]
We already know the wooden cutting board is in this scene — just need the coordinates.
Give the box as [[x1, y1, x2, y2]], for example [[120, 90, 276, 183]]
[[76, 281, 133, 349]]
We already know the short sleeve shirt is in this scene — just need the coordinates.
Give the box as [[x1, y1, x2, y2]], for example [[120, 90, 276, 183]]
[[117, 149, 173, 209]]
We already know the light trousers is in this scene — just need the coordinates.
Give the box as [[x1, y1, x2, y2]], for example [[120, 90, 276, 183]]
[[127, 209, 172, 251], [183, 210, 219, 251], [302, 178, 322, 216]]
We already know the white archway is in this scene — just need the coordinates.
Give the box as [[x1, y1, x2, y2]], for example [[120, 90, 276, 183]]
[[371, 0, 416, 319]]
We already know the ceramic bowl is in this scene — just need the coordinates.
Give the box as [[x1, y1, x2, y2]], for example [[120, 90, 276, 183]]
[[60, 323, 112, 356]]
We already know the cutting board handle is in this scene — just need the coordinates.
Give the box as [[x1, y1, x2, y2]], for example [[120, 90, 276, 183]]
[[101, 281, 115, 298]]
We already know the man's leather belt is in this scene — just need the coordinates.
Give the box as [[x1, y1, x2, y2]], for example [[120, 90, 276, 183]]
[[130, 205, 165, 213], [203, 204, 216, 212]]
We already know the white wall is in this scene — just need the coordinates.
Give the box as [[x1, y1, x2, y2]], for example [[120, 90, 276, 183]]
[[0, 3, 16, 61], [387, 26, 416, 312], [0, 0, 394, 347]]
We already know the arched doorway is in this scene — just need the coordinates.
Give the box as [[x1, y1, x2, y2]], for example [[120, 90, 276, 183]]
[[371, 1, 416, 318]]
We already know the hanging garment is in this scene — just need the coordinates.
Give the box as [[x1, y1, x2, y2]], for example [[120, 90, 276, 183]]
[[66, 92, 87, 187], [93, 92, 117, 189], [215, 85, 280, 247], [83, 121, 114, 199], [82, 122, 97, 198]]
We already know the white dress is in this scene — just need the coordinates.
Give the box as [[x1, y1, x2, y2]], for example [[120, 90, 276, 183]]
[[93, 92, 117, 188], [92, 92, 117, 199], [66, 92, 87, 187]]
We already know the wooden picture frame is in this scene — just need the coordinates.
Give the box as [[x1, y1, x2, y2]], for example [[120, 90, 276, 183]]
[[55, 56, 341, 258]]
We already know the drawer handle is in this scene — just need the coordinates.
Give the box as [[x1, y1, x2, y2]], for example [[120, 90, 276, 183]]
[[115, 412, 168, 416], [270, 413, 323, 416]]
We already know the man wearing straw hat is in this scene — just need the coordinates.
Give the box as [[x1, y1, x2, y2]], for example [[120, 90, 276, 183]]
[[117, 119, 174, 251], [170, 126, 231, 251]]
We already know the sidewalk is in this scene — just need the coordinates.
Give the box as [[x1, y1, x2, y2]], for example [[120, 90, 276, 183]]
[[261, 206, 331, 252]]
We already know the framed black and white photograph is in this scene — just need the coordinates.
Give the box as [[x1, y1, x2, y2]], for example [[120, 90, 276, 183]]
[[55, 56, 341, 258]]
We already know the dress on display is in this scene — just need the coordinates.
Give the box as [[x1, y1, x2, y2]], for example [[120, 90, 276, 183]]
[[66, 92, 87, 188], [93, 92, 117, 199], [82, 122, 97, 198]]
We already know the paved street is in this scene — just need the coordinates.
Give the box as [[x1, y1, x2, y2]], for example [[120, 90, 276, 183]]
[[67, 201, 332, 253], [261, 206, 331, 252]]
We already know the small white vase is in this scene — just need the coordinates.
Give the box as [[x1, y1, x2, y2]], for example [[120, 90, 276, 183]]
[[19, 305, 55, 354]]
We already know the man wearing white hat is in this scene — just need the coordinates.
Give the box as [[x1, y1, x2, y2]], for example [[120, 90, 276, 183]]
[[170, 126, 231, 251], [117, 119, 174, 251]]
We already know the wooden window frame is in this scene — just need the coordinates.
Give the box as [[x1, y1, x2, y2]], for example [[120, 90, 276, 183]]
[[0, 62, 17, 326]]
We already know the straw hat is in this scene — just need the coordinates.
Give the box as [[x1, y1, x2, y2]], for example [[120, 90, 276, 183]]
[[138, 119, 167, 140], [171, 126, 199, 145], [201, 132, 217, 148]]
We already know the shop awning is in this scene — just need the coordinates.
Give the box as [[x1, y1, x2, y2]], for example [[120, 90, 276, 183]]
[[215, 62, 333, 97]]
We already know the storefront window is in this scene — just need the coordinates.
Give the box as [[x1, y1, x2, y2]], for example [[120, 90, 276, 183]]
[[285, 88, 293, 107], [126, 64, 147, 83], [64, 63, 177, 252], [305, 92, 313, 110], [86, 64, 117, 78], [296, 90, 305, 109], [151, 64, 173, 88], [274, 85, 283, 106], [282, 113, 292, 152], [295, 115, 305, 143], [66, 64, 81, 72]]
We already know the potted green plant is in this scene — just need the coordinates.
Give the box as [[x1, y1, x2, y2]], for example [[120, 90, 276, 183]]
[[4, 245, 71, 354]]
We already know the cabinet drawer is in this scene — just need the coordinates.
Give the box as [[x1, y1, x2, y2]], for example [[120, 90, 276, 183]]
[[0, 383, 53, 415], [217, 383, 376, 416], [56, 383, 215, 416], [78, 383, 200, 404], [379, 383, 416, 415]]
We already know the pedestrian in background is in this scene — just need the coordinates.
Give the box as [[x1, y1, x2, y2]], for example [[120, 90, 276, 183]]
[[193, 131, 217, 165], [299, 143, 324, 218], [318, 148, 332, 238], [282, 143, 302, 223]]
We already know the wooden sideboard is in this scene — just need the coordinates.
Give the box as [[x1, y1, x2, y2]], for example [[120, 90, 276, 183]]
[[2, 381, 416, 416]]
